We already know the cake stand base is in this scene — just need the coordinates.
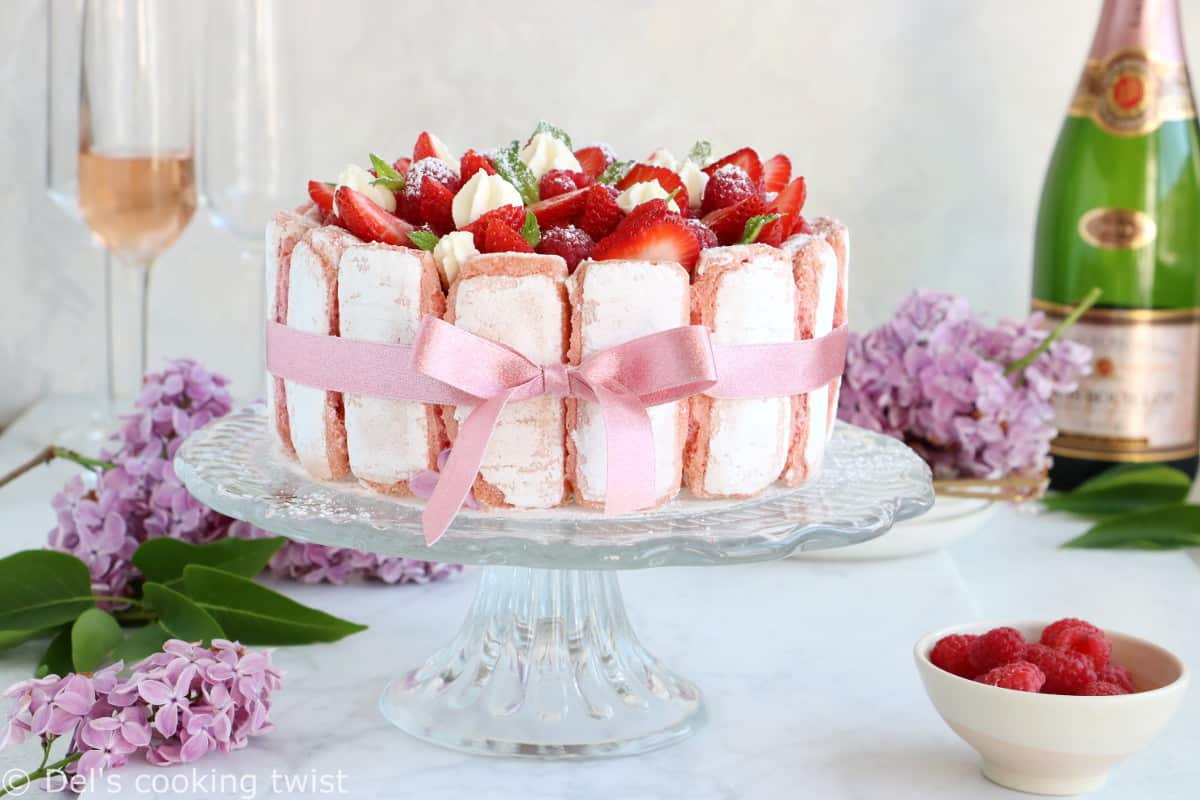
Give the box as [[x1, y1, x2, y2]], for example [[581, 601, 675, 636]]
[[380, 566, 705, 758]]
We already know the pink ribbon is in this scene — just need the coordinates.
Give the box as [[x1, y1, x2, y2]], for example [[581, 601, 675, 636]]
[[266, 318, 848, 545]]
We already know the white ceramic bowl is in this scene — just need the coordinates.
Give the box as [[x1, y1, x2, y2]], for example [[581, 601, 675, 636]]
[[914, 621, 1189, 795]]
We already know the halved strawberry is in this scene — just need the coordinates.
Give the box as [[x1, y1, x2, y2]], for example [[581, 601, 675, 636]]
[[392, 156, 412, 176], [592, 218, 699, 270], [460, 149, 495, 179], [481, 217, 534, 254], [308, 181, 336, 217], [762, 154, 791, 193], [702, 195, 765, 246], [413, 131, 451, 162], [767, 176, 807, 217], [420, 180, 456, 235], [615, 164, 689, 212], [526, 186, 589, 228], [461, 204, 526, 241], [335, 187, 414, 246], [573, 145, 614, 178], [577, 185, 624, 240], [703, 148, 763, 189]]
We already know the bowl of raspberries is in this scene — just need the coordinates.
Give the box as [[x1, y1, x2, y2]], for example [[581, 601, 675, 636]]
[[914, 618, 1188, 795]]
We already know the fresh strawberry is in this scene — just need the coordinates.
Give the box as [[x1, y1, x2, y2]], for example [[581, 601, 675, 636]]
[[615, 164, 689, 212], [756, 216, 789, 246], [622, 197, 677, 227], [762, 154, 792, 193], [461, 204, 526, 241], [766, 176, 807, 217], [413, 131, 451, 162], [537, 225, 595, 271], [577, 185, 624, 240], [539, 169, 594, 199], [392, 156, 412, 176], [573, 145, 614, 178], [459, 149, 495, 179], [701, 165, 757, 215], [527, 186, 589, 228], [702, 195, 765, 246], [703, 147, 763, 189], [419, 180, 456, 235], [592, 218, 699, 270], [481, 217, 533, 254], [308, 181, 336, 218], [402, 157, 460, 222], [682, 217, 719, 250], [335, 187, 413, 246]]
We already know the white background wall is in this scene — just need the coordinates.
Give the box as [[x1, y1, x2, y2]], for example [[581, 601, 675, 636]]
[[4, 0, 1200, 426]]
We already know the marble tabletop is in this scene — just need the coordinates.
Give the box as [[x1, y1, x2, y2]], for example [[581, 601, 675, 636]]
[[0, 400, 1197, 799]]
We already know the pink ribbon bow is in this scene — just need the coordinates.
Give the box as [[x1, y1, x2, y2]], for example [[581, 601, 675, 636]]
[[410, 316, 719, 544]]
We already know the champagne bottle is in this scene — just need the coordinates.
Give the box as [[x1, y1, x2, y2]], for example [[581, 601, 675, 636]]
[[1033, 0, 1200, 489]]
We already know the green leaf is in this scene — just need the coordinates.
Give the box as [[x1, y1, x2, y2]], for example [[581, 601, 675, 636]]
[[597, 159, 633, 186], [521, 210, 541, 248], [739, 213, 783, 244], [71, 609, 123, 673], [0, 628, 56, 652], [0, 551, 96, 631], [36, 627, 74, 678], [1043, 464, 1192, 516], [182, 565, 367, 645], [490, 141, 540, 205], [1063, 504, 1200, 549], [132, 537, 286, 588], [111, 623, 172, 665], [532, 120, 572, 150], [408, 230, 440, 252], [369, 153, 405, 192], [686, 139, 712, 166], [142, 583, 224, 643]]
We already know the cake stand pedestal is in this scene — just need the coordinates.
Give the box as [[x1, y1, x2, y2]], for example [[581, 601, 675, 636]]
[[176, 408, 933, 759]]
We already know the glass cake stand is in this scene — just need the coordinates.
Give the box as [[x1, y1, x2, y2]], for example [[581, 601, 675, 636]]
[[176, 407, 933, 759]]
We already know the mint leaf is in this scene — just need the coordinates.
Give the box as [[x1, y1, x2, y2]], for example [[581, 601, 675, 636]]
[[0, 551, 96, 631], [1063, 504, 1200, 549], [532, 121, 572, 150], [739, 213, 782, 244], [111, 623, 172, 665], [143, 582, 224, 643], [1043, 464, 1192, 516], [521, 211, 541, 248], [369, 153, 405, 192], [71, 609, 123, 672], [687, 139, 712, 166], [36, 627, 74, 678], [408, 230, 440, 251], [490, 141, 540, 205], [133, 537, 286, 588], [598, 160, 633, 186], [182, 565, 367, 645]]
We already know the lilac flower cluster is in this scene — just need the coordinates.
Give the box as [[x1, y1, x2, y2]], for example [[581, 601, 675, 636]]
[[838, 291, 1092, 479], [47, 358, 459, 600], [0, 639, 280, 786]]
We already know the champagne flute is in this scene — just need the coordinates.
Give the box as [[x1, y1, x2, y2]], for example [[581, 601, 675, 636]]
[[77, 0, 197, 403]]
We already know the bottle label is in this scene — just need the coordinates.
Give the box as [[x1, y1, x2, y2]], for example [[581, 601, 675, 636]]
[[1069, 49, 1196, 136], [1033, 301, 1200, 462], [1077, 207, 1157, 250]]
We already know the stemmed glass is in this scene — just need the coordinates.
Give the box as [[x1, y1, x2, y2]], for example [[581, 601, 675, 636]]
[[77, 0, 197, 404], [200, 0, 298, 396]]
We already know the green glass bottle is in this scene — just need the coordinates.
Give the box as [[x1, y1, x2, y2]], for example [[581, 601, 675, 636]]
[[1033, 0, 1200, 489]]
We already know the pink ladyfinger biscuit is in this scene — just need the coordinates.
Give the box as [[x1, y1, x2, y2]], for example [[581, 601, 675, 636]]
[[810, 217, 849, 440], [444, 253, 569, 509], [780, 234, 840, 485], [338, 243, 447, 495], [284, 225, 361, 481], [566, 259, 690, 509], [264, 210, 319, 458], [685, 244, 798, 498]]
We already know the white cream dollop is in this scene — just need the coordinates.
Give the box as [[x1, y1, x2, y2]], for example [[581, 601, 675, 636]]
[[519, 132, 582, 179], [333, 163, 396, 214], [677, 160, 709, 211], [451, 169, 524, 228], [616, 180, 679, 214], [647, 148, 679, 171], [432, 230, 479, 288]]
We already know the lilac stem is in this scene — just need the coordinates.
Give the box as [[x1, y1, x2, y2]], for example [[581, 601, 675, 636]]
[[1005, 287, 1101, 377]]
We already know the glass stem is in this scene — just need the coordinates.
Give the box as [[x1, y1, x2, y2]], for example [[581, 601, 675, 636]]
[[108, 253, 152, 405]]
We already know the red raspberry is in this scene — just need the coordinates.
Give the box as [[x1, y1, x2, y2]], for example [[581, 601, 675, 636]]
[[1076, 680, 1128, 696], [1047, 626, 1111, 670], [967, 627, 1027, 674], [460, 205, 526, 242], [1097, 664, 1135, 693], [1039, 618, 1102, 646], [537, 225, 594, 272], [682, 217, 719, 250], [539, 169, 594, 199], [577, 185, 624, 240], [1022, 643, 1096, 694], [929, 634, 978, 677], [701, 164, 758, 215], [975, 660, 1046, 693]]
